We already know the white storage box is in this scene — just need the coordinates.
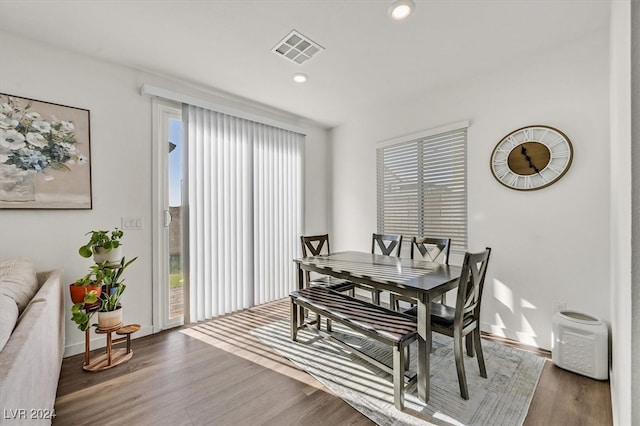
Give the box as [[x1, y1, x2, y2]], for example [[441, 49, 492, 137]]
[[552, 310, 608, 380]]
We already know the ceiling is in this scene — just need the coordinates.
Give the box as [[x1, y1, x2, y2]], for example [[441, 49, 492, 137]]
[[0, 0, 611, 128]]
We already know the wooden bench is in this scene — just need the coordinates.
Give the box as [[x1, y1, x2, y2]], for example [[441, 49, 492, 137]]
[[290, 286, 418, 410]]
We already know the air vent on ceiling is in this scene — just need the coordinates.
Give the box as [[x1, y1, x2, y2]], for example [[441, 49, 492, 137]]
[[272, 30, 324, 65]]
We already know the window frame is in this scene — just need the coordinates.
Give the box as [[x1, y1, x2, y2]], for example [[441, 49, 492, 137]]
[[376, 121, 469, 254]]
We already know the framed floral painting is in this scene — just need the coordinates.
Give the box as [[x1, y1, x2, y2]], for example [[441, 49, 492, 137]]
[[0, 94, 92, 209]]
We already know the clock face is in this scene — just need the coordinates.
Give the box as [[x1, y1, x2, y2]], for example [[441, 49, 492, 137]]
[[490, 125, 573, 191]]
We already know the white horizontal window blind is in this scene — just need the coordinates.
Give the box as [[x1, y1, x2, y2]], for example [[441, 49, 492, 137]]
[[185, 104, 303, 321], [377, 126, 467, 252]]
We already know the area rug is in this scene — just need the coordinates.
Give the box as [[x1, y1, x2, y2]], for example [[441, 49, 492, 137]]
[[252, 319, 545, 426]]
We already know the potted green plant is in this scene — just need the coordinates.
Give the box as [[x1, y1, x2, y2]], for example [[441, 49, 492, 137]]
[[69, 274, 102, 304], [70, 256, 138, 331], [69, 267, 102, 331], [78, 228, 125, 264], [96, 256, 137, 329], [70, 290, 99, 332], [69, 262, 108, 331]]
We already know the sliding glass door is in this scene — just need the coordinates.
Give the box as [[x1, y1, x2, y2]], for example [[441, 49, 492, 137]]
[[152, 99, 184, 330], [167, 116, 184, 321], [153, 99, 303, 328]]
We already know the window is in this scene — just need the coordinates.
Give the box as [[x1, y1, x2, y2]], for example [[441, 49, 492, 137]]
[[377, 123, 468, 252]]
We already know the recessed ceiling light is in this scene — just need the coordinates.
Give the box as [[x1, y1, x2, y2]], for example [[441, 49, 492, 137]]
[[293, 73, 308, 83], [388, 0, 415, 20]]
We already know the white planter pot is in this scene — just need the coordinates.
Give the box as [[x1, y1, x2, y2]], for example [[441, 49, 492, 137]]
[[93, 245, 123, 264], [97, 307, 123, 330]]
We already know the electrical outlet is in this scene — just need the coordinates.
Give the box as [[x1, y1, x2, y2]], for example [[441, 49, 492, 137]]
[[553, 301, 566, 313]]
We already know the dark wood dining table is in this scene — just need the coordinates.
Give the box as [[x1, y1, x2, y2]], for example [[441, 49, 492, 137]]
[[293, 250, 462, 403]]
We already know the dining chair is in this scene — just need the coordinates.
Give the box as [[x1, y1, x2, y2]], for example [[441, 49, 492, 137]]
[[300, 234, 355, 294], [410, 236, 451, 264], [404, 247, 492, 400], [365, 233, 403, 304], [371, 233, 403, 257], [391, 236, 451, 310]]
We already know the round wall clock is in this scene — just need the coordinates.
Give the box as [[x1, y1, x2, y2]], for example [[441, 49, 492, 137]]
[[490, 125, 573, 191]]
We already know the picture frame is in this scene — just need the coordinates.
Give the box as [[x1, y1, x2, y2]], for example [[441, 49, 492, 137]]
[[0, 93, 92, 209]]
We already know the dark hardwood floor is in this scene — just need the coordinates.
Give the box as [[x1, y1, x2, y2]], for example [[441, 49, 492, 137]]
[[53, 299, 612, 426]]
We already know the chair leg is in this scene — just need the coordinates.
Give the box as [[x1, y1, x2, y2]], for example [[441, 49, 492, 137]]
[[466, 333, 475, 357], [454, 330, 469, 400], [474, 328, 487, 378]]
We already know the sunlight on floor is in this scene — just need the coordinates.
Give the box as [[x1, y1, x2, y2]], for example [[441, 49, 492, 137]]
[[179, 302, 326, 394]]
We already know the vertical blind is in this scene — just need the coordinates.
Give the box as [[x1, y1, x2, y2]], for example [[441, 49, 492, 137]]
[[185, 105, 303, 321], [377, 127, 467, 252]]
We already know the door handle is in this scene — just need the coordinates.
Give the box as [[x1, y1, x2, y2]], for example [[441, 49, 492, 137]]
[[164, 210, 172, 227]]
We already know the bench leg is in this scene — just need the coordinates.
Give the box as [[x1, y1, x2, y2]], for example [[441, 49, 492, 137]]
[[393, 344, 406, 411], [299, 305, 306, 327], [290, 298, 298, 341], [404, 345, 410, 371]]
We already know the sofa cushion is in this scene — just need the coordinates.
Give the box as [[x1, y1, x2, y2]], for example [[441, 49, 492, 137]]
[[0, 294, 19, 352], [0, 258, 39, 314]]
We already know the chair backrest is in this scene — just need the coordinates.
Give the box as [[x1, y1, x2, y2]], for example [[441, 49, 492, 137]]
[[455, 247, 491, 324], [301, 234, 331, 257], [371, 233, 403, 257], [410, 236, 451, 265]]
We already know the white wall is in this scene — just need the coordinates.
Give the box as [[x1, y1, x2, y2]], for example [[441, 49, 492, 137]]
[[330, 29, 610, 351], [303, 124, 332, 234], [0, 31, 330, 356]]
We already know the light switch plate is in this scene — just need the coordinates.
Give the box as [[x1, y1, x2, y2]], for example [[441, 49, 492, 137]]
[[121, 217, 143, 230]]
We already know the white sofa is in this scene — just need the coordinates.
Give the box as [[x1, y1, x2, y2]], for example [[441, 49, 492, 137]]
[[0, 258, 65, 425]]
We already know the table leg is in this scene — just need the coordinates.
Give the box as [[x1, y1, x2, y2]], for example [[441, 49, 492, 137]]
[[297, 264, 305, 328], [417, 294, 431, 402]]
